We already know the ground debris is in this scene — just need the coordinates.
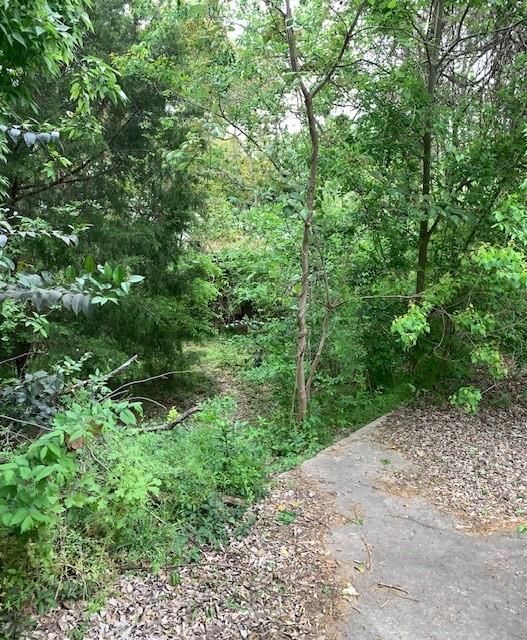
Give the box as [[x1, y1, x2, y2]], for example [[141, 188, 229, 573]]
[[27, 473, 343, 639], [378, 402, 527, 530]]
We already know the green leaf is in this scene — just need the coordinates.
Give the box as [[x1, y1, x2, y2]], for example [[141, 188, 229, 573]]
[[10, 509, 28, 526], [12, 32, 27, 47], [33, 465, 55, 482], [113, 265, 125, 285], [20, 515, 34, 532], [119, 408, 137, 425], [104, 263, 113, 280], [84, 255, 96, 273], [30, 510, 50, 523], [19, 466, 32, 480], [65, 265, 76, 279]]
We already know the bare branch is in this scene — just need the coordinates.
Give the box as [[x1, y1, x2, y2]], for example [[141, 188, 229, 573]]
[[172, 91, 283, 174], [137, 406, 202, 433], [310, 1, 367, 99], [107, 368, 197, 398], [0, 414, 52, 431], [12, 107, 142, 203]]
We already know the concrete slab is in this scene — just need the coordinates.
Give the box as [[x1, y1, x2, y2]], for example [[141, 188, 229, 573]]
[[302, 416, 527, 640]]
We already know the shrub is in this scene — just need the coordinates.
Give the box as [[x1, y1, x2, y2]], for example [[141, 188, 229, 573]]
[[0, 396, 266, 631]]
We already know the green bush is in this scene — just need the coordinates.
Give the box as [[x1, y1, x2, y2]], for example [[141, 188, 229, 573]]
[[0, 396, 266, 630]]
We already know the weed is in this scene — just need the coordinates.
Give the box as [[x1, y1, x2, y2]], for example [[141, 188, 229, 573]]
[[277, 510, 298, 525]]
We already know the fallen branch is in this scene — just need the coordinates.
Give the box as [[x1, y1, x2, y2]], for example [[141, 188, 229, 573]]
[[377, 582, 409, 595], [64, 354, 139, 395], [137, 406, 201, 433], [107, 354, 140, 378], [0, 413, 52, 431]]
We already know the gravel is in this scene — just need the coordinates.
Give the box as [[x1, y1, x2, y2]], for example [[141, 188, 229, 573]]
[[377, 401, 527, 530], [27, 472, 344, 640]]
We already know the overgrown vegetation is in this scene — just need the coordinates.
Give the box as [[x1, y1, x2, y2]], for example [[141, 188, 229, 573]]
[[1, 0, 526, 634]]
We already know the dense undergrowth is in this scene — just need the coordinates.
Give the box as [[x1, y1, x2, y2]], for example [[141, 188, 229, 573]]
[[0, 335, 409, 637]]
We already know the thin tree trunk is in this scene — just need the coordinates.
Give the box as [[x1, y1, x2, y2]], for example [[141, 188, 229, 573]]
[[281, 0, 363, 421], [283, 0, 320, 422], [416, 0, 444, 294]]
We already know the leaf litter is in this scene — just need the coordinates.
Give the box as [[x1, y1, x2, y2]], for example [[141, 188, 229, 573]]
[[27, 472, 348, 640], [377, 401, 527, 531]]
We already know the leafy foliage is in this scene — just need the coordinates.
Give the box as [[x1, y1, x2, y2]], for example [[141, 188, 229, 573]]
[[1, 0, 527, 631]]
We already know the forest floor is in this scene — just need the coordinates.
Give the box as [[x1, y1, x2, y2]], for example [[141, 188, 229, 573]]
[[30, 399, 527, 640], [28, 341, 348, 640], [28, 472, 348, 640]]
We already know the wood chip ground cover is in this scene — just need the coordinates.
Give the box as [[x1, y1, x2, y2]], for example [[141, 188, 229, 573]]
[[378, 402, 527, 530], [28, 473, 345, 640]]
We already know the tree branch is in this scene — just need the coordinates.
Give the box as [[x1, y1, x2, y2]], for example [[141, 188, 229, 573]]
[[137, 406, 201, 432], [310, 1, 367, 99], [12, 106, 142, 203]]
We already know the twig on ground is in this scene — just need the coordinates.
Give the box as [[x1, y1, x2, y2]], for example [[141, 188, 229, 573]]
[[361, 536, 372, 573], [377, 582, 409, 594]]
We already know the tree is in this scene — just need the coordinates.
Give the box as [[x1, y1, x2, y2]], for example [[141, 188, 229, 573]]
[[270, 0, 367, 421], [1, 0, 219, 375], [0, 0, 92, 120], [0, 0, 145, 408], [180, 0, 376, 421]]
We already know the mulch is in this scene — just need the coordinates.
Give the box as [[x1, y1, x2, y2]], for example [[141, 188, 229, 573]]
[[27, 472, 346, 640], [377, 401, 527, 531]]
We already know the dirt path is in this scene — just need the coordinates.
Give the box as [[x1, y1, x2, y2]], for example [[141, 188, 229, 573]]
[[302, 416, 527, 640]]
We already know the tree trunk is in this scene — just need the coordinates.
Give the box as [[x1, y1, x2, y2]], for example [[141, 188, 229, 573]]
[[295, 91, 321, 422], [284, 1, 320, 423], [416, 0, 444, 294], [281, 0, 362, 421]]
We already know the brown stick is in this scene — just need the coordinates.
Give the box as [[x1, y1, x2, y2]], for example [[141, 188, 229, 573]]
[[377, 582, 409, 594], [65, 354, 139, 395], [361, 535, 373, 573], [137, 406, 201, 433]]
